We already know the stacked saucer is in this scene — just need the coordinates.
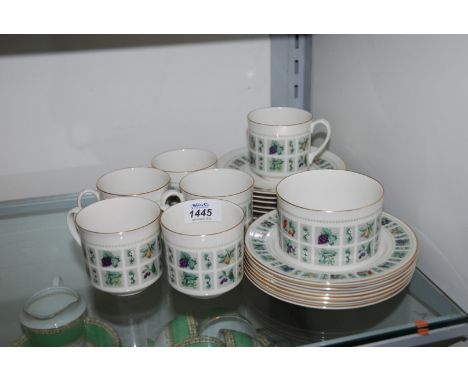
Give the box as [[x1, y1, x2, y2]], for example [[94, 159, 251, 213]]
[[218, 147, 346, 219], [244, 210, 418, 310]]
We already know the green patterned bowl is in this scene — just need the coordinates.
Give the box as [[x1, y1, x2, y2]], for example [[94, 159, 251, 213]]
[[14, 317, 120, 347]]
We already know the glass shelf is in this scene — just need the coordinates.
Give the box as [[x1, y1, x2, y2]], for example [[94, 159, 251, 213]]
[[1, 194, 467, 347]]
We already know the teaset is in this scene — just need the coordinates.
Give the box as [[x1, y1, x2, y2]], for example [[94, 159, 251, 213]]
[[17, 106, 419, 345]]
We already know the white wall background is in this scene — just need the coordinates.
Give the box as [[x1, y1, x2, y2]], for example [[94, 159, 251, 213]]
[[311, 35, 468, 312], [0, 36, 270, 201]]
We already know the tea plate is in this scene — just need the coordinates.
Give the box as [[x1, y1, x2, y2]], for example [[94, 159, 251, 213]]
[[244, 210, 418, 285], [246, 261, 413, 302], [245, 258, 415, 297], [246, 240, 417, 290], [245, 267, 413, 309], [245, 255, 416, 296], [14, 317, 121, 347], [219, 147, 346, 192], [253, 206, 276, 212], [253, 198, 277, 205]]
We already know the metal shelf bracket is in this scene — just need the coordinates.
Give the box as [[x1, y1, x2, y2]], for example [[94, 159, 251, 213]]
[[271, 34, 312, 110]]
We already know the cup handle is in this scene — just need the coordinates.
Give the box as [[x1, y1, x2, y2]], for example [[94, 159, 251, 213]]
[[307, 118, 331, 167], [160, 189, 185, 211], [67, 206, 82, 247], [77, 188, 100, 209]]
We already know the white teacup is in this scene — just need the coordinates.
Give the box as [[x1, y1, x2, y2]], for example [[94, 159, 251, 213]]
[[151, 148, 218, 189], [179, 168, 254, 226], [161, 199, 245, 298], [247, 106, 331, 179], [276, 170, 384, 268], [77, 167, 184, 210], [67, 197, 163, 296]]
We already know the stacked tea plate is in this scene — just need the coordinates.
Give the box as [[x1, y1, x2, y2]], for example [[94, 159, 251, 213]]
[[218, 148, 345, 220], [244, 170, 419, 309]]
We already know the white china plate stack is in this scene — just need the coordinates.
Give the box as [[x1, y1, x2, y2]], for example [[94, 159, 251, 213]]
[[244, 210, 419, 310], [218, 147, 346, 219]]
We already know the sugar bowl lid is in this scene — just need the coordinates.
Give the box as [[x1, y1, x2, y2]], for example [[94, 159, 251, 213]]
[[19, 276, 87, 330]]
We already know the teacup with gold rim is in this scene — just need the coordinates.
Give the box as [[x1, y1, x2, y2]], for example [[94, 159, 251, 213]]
[[67, 197, 163, 296], [161, 199, 245, 298], [276, 170, 384, 268]]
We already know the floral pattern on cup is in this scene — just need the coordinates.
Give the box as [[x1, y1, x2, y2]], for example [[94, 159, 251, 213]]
[[247, 126, 320, 178], [83, 233, 162, 290], [178, 251, 198, 270], [316, 248, 338, 266], [165, 240, 244, 295], [278, 210, 382, 267], [268, 140, 285, 155], [100, 250, 121, 268], [247, 211, 417, 281], [268, 158, 284, 172], [180, 271, 199, 289], [225, 150, 340, 174], [316, 227, 339, 246]]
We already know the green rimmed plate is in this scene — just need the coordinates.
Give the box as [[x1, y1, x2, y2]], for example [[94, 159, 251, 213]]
[[14, 317, 121, 347]]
